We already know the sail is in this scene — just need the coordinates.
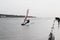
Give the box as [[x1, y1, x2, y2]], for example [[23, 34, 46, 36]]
[[24, 9, 29, 22]]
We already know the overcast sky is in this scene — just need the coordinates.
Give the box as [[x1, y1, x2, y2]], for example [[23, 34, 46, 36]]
[[0, 0, 60, 17]]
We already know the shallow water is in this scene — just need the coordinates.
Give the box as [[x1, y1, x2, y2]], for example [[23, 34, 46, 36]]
[[0, 18, 60, 40]]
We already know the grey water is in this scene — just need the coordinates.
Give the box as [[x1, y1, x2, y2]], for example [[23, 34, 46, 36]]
[[0, 18, 60, 40]]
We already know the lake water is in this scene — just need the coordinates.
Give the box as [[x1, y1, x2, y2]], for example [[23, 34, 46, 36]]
[[0, 18, 60, 40]]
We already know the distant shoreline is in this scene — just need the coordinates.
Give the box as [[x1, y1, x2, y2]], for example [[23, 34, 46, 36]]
[[0, 14, 36, 18]]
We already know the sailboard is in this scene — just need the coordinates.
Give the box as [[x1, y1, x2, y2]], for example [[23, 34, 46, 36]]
[[21, 9, 30, 26]]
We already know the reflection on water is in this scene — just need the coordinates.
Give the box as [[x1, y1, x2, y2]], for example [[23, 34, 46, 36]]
[[0, 18, 60, 40]]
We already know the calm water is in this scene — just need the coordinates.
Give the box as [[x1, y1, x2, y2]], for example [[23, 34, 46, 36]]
[[0, 18, 60, 40]]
